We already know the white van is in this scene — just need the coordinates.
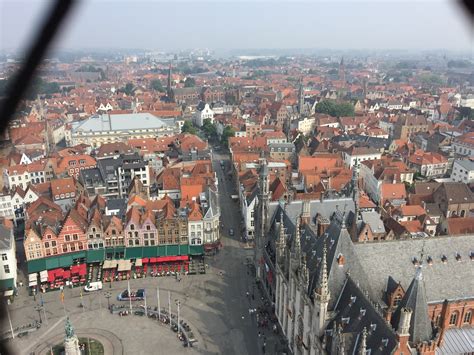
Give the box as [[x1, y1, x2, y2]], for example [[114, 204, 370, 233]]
[[84, 281, 103, 292]]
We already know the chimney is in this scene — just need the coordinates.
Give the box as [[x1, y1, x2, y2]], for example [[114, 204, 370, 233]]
[[301, 200, 311, 225]]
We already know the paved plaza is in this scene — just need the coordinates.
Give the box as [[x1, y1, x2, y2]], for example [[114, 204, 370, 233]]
[[3, 150, 285, 355]]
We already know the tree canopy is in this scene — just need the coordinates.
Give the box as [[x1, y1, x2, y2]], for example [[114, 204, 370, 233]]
[[150, 79, 165, 92], [181, 120, 197, 135], [201, 118, 217, 140], [221, 125, 235, 147], [184, 77, 196, 88], [119, 82, 135, 96], [315, 100, 355, 117]]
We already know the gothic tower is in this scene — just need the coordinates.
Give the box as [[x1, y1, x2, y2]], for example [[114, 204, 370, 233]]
[[255, 152, 270, 281], [314, 244, 330, 336], [339, 57, 346, 86], [166, 62, 173, 101], [298, 78, 305, 115]]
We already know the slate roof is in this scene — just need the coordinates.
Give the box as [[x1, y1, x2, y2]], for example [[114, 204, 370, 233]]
[[354, 235, 474, 304], [0, 224, 12, 250], [329, 277, 399, 354], [391, 267, 433, 344]]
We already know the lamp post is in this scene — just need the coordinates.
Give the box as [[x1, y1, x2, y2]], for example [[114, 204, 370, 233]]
[[104, 291, 112, 310], [34, 304, 43, 324]]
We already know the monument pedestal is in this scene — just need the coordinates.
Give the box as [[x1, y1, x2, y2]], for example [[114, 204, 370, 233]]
[[64, 334, 81, 355]]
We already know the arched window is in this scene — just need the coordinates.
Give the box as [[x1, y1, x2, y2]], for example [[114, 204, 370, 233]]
[[464, 310, 472, 324], [449, 312, 458, 325], [460, 210, 466, 217]]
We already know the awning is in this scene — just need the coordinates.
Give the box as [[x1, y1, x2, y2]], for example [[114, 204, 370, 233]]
[[28, 274, 38, 287], [0, 278, 14, 291], [40, 270, 48, 283], [117, 259, 132, 272], [156, 255, 189, 263], [142, 258, 149, 263], [103, 260, 118, 269], [135, 259, 143, 267], [78, 264, 87, 276]]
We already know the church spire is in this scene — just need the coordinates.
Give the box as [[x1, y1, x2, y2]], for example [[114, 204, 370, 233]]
[[301, 254, 309, 292], [167, 62, 173, 100], [298, 77, 305, 115], [315, 244, 330, 302], [294, 216, 301, 257], [277, 210, 286, 262]]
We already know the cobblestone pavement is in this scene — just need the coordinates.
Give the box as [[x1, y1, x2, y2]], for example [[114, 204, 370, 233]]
[[4, 148, 287, 355]]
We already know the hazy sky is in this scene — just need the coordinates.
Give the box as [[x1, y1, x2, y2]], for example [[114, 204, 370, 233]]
[[0, 0, 473, 52]]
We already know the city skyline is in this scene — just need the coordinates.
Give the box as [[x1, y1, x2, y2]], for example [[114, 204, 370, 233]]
[[1, 0, 473, 53]]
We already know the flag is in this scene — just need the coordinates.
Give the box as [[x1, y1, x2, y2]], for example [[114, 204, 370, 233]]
[[60, 290, 64, 303]]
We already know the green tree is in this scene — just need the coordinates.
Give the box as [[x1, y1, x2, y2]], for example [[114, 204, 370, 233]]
[[119, 82, 135, 96], [150, 79, 165, 92], [221, 125, 235, 147], [181, 120, 197, 135], [184, 77, 196, 87], [202, 118, 217, 140], [315, 100, 354, 117]]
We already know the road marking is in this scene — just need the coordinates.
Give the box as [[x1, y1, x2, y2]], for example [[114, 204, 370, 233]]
[[22, 316, 66, 354]]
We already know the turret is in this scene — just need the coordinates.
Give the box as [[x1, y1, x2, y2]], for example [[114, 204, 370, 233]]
[[277, 210, 286, 263], [358, 327, 367, 355]]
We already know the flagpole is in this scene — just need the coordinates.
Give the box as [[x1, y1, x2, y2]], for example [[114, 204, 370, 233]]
[[157, 286, 161, 320], [168, 291, 171, 329], [128, 280, 132, 312], [144, 289, 147, 317], [40, 294, 48, 325]]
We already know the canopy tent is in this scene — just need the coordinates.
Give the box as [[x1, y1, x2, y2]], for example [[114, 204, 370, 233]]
[[103, 260, 118, 269], [28, 273, 38, 287], [40, 270, 48, 283], [117, 259, 132, 272]]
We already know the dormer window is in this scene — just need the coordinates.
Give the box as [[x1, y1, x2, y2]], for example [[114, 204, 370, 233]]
[[370, 323, 377, 331], [341, 317, 350, 325], [441, 255, 448, 263], [470, 251, 474, 261], [455, 253, 462, 262], [350, 296, 357, 304], [427, 256, 433, 265], [337, 254, 345, 266], [130, 224, 135, 231], [412, 257, 419, 266], [360, 308, 366, 316]]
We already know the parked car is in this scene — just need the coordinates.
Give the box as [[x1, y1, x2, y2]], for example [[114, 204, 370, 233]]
[[229, 228, 234, 236], [84, 281, 103, 292]]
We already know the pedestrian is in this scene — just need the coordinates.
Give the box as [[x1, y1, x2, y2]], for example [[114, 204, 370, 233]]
[[258, 331, 261, 338]]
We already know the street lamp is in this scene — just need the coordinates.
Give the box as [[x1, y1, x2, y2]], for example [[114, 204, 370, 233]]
[[104, 292, 112, 310], [34, 304, 43, 324]]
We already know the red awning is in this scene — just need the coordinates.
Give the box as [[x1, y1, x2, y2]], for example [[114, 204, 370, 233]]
[[142, 258, 149, 263], [70, 265, 80, 274], [78, 264, 87, 276], [47, 270, 55, 283], [149, 257, 158, 263], [63, 270, 71, 279], [156, 255, 189, 263]]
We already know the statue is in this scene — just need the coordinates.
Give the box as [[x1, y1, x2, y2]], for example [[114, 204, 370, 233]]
[[65, 317, 75, 339], [63, 317, 81, 355]]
